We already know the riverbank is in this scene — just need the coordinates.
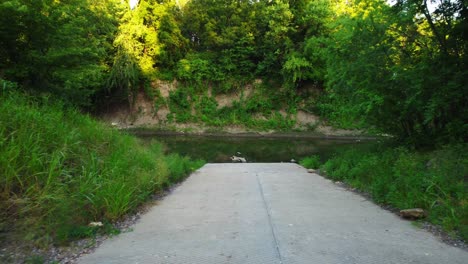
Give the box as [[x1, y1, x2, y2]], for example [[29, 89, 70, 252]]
[[124, 127, 377, 141], [99, 85, 364, 138]]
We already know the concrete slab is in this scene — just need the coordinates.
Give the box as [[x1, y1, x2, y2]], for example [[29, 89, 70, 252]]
[[78, 163, 467, 264]]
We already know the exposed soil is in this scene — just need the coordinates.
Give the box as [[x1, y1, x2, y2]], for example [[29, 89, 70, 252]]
[[99, 80, 362, 137]]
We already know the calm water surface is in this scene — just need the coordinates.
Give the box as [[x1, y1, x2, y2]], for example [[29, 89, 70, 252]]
[[137, 134, 367, 163]]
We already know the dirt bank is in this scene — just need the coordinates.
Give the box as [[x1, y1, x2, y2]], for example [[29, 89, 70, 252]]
[[99, 80, 363, 137]]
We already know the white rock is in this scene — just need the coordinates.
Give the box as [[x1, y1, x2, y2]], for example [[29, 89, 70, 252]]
[[89, 221, 103, 227], [231, 156, 246, 163]]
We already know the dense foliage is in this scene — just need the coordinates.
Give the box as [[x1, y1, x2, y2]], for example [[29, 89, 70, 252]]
[[1, 0, 465, 145], [318, 0, 468, 145], [108, 0, 187, 102], [0, 0, 122, 107], [0, 87, 203, 249]]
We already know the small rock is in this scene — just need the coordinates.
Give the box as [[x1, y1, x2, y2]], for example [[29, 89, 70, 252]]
[[307, 169, 316, 173], [399, 208, 426, 219], [290, 159, 297, 163]]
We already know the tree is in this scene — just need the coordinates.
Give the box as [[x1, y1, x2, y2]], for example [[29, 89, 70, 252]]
[[0, 0, 121, 108], [108, 0, 188, 103], [179, 0, 260, 81], [320, 0, 467, 145]]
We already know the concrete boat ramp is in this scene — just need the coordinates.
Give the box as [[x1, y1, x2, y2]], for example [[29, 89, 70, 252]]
[[79, 163, 467, 264]]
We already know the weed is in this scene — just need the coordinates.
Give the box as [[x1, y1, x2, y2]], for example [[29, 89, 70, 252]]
[[168, 87, 193, 123], [300, 155, 321, 169], [25, 255, 46, 264]]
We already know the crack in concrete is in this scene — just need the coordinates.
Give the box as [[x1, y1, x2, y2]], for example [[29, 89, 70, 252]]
[[256, 173, 283, 264]]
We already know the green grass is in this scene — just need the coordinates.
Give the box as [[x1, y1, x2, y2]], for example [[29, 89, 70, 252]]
[[0, 91, 204, 247], [299, 155, 321, 169], [301, 143, 468, 241]]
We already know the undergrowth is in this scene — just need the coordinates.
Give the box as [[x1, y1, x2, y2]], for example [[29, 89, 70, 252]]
[[0, 90, 204, 247], [164, 81, 298, 131], [301, 143, 468, 242]]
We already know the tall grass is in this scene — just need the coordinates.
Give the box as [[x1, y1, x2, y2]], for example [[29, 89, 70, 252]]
[[0, 91, 204, 246], [301, 143, 468, 241]]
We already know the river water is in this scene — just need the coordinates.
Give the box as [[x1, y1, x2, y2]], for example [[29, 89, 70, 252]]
[[137, 134, 368, 163]]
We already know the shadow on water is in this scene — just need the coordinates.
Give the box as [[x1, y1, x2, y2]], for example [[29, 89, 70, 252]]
[[137, 134, 370, 163]]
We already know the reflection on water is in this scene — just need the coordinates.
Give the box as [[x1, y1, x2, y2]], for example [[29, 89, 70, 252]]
[[137, 134, 367, 163]]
